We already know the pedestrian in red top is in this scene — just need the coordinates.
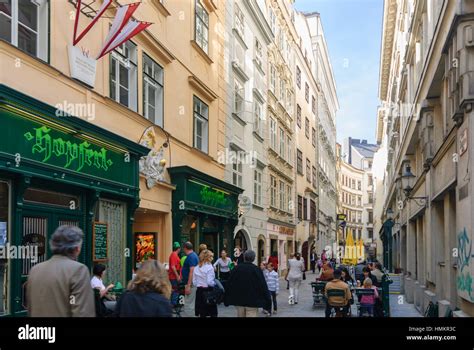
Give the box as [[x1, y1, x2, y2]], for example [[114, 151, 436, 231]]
[[168, 242, 181, 289], [268, 252, 279, 273]]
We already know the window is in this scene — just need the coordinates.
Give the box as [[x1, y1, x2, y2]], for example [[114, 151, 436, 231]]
[[269, 64, 276, 93], [312, 95, 316, 114], [287, 135, 292, 165], [358, 181, 362, 190], [232, 151, 242, 188], [305, 117, 310, 139], [297, 149, 303, 175], [303, 197, 308, 220], [368, 229, 373, 239], [368, 192, 373, 204], [368, 211, 373, 223], [368, 175, 373, 186], [279, 181, 286, 210], [280, 79, 285, 102], [312, 166, 317, 188], [297, 195, 303, 219], [195, 0, 209, 53], [296, 65, 301, 89], [255, 38, 263, 67], [234, 5, 244, 39], [297, 104, 302, 128], [310, 199, 316, 223], [305, 83, 309, 102], [270, 175, 277, 207], [110, 41, 138, 111], [193, 96, 209, 153], [306, 159, 311, 182], [253, 100, 263, 136], [0, 0, 49, 60], [312, 127, 316, 147], [234, 79, 244, 118], [287, 185, 292, 213], [254, 169, 262, 206], [268, 7, 276, 34], [270, 117, 277, 150], [143, 54, 164, 126], [352, 179, 355, 189], [279, 127, 285, 159]]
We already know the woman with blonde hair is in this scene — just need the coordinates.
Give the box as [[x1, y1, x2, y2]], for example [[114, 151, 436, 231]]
[[193, 249, 218, 317], [115, 260, 172, 317]]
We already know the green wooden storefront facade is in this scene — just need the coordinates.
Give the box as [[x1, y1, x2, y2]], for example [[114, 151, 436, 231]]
[[169, 166, 243, 257], [0, 85, 149, 316]]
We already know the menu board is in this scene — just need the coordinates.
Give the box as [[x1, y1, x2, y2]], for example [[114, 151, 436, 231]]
[[93, 222, 108, 261]]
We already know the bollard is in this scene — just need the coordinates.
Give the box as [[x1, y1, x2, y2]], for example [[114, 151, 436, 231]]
[[381, 273, 393, 317]]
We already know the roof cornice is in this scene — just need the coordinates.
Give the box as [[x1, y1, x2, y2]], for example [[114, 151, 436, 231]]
[[379, 0, 398, 101]]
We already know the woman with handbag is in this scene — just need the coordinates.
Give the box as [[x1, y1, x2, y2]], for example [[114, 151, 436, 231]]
[[193, 249, 218, 317]]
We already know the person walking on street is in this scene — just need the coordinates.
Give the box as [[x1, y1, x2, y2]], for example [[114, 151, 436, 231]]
[[27, 226, 95, 317], [310, 249, 317, 274], [265, 262, 279, 315], [233, 246, 244, 266], [181, 242, 199, 317], [268, 251, 279, 273], [224, 250, 271, 317], [193, 249, 218, 317], [115, 260, 172, 317], [168, 242, 182, 289], [286, 252, 305, 304], [213, 249, 232, 282]]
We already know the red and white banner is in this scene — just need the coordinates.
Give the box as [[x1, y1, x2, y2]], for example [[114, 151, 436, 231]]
[[97, 20, 152, 59], [96, 2, 141, 59], [73, 0, 112, 46]]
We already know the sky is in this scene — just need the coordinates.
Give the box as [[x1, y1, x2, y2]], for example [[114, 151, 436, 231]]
[[294, 0, 383, 145]]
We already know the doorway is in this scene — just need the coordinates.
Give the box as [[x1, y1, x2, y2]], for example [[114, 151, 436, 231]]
[[14, 187, 85, 316]]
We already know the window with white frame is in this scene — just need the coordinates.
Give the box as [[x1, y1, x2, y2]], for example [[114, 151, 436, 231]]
[[296, 65, 301, 89], [286, 89, 292, 111], [254, 168, 262, 206], [270, 175, 277, 207], [110, 41, 138, 111], [279, 180, 286, 210], [253, 100, 263, 136], [194, 0, 209, 53], [297, 149, 303, 175], [143, 54, 164, 127], [254, 38, 263, 67], [270, 117, 277, 150], [306, 158, 311, 183], [234, 4, 244, 40], [287, 135, 292, 165], [193, 95, 209, 153], [232, 151, 243, 187], [268, 7, 276, 34], [234, 78, 244, 118], [279, 79, 285, 102], [312, 127, 316, 147], [305, 117, 310, 139], [287, 184, 292, 213], [0, 0, 49, 61], [279, 127, 285, 159], [305, 82, 309, 102], [269, 64, 276, 94], [297, 104, 301, 128]]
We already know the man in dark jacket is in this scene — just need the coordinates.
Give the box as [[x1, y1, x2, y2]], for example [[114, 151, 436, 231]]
[[224, 250, 271, 317]]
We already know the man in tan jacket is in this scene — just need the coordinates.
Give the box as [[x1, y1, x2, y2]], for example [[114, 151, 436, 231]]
[[324, 268, 352, 317], [27, 226, 95, 317]]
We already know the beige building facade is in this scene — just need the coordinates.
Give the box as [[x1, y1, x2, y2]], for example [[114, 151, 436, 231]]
[[377, 0, 474, 317]]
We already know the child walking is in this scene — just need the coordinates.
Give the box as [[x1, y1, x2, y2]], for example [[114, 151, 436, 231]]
[[265, 262, 279, 315]]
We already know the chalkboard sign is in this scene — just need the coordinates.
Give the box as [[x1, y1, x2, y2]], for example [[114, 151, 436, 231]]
[[93, 222, 108, 261]]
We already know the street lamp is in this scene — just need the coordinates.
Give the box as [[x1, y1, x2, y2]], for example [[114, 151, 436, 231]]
[[386, 207, 394, 220], [399, 161, 428, 206]]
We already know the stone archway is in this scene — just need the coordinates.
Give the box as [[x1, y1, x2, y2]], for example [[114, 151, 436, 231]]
[[233, 226, 252, 254]]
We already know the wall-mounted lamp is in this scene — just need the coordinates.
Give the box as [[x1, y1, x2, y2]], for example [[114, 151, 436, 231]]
[[397, 161, 428, 206]]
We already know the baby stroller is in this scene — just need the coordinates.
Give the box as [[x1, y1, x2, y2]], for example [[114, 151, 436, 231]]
[[171, 282, 186, 317], [311, 281, 327, 308]]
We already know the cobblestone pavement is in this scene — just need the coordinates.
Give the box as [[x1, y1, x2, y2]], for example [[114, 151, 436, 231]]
[[389, 294, 422, 317]]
